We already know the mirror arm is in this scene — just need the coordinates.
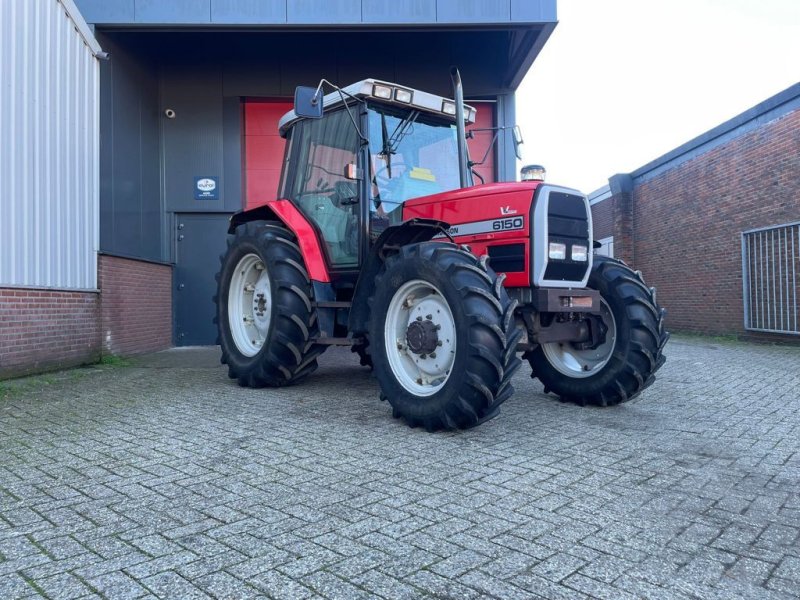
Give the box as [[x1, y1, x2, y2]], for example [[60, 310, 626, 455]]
[[468, 129, 501, 167]]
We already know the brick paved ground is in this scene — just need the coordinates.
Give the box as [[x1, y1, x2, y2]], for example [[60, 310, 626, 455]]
[[1, 336, 799, 599]]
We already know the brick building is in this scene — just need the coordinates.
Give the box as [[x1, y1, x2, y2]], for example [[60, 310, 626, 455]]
[[591, 83, 800, 341]]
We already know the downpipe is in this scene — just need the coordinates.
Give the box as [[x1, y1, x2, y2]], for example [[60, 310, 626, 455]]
[[450, 67, 469, 189]]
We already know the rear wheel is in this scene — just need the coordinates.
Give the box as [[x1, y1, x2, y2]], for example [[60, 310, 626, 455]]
[[527, 256, 668, 406], [216, 222, 325, 387], [369, 243, 522, 430]]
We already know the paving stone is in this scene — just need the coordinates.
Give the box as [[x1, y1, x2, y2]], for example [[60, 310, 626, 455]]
[[86, 570, 150, 600], [0, 338, 798, 599]]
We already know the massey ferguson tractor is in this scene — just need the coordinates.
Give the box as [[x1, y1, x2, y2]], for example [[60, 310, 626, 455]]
[[215, 70, 669, 431]]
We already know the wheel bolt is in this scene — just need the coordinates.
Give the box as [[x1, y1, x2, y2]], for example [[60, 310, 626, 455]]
[[437, 341, 443, 347], [416, 316, 423, 321], [429, 352, 436, 359], [426, 314, 433, 320], [420, 353, 427, 359]]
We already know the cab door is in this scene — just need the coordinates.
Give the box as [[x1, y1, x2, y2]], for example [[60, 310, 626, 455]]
[[284, 109, 363, 270]]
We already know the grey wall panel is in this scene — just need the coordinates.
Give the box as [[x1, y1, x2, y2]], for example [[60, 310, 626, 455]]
[[97, 32, 163, 262], [222, 97, 243, 212], [161, 64, 226, 213], [497, 93, 517, 182], [362, 0, 436, 23], [437, 0, 510, 23], [75, 0, 134, 23], [211, 0, 286, 23], [511, 0, 557, 21], [287, 0, 362, 24], [135, 0, 210, 23]]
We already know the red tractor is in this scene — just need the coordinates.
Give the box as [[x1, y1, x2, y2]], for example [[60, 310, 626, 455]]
[[216, 70, 668, 431]]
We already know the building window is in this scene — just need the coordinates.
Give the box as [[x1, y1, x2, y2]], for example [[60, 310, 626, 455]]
[[595, 236, 614, 258]]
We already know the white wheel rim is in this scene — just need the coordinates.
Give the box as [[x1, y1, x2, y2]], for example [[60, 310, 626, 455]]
[[541, 299, 617, 378], [228, 253, 271, 357], [385, 280, 456, 397]]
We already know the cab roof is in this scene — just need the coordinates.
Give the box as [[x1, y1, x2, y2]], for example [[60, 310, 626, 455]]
[[278, 78, 476, 137]]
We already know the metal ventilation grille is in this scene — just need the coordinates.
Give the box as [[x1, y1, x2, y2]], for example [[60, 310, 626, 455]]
[[742, 222, 800, 335]]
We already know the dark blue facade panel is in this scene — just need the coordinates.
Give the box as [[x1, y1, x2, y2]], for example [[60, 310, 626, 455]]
[[437, 0, 510, 23], [511, 0, 556, 21], [135, 0, 211, 23], [75, 0, 134, 23], [287, 0, 362, 24], [75, 0, 557, 25], [361, 0, 436, 24], [211, 0, 286, 23]]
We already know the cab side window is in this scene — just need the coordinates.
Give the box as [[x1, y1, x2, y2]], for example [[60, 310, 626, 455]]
[[288, 110, 360, 268]]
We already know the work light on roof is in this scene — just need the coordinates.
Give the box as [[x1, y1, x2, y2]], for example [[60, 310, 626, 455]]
[[372, 84, 392, 99], [442, 101, 456, 115], [394, 88, 413, 104]]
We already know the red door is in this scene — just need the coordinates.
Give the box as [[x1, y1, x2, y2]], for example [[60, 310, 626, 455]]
[[243, 101, 292, 209], [467, 101, 496, 184], [244, 99, 496, 210]]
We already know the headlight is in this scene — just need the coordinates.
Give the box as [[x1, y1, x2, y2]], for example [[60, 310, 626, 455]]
[[571, 244, 588, 262], [548, 242, 566, 260]]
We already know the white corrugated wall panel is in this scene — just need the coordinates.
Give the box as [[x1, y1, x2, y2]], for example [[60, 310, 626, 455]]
[[0, 0, 101, 290]]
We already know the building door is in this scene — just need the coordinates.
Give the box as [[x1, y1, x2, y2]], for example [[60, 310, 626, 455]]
[[467, 101, 496, 183], [174, 213, 231, 345], [244, 100, 293, 209]]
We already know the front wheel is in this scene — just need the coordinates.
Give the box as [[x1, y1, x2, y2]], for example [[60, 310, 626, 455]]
[[369, 243, 522, 431], [527, 256, 669, 406]]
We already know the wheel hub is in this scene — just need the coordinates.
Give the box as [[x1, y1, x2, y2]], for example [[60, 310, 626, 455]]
[[406, 319, 439, 355]]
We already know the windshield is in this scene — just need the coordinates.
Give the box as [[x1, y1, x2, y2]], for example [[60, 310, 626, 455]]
[[367, 104, 470, 218]]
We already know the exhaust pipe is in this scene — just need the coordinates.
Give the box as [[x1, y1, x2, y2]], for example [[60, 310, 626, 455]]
[[450, 67, 469, 189]]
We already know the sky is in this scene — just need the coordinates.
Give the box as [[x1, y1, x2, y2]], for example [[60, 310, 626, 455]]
[[515, 0, 800, 194]]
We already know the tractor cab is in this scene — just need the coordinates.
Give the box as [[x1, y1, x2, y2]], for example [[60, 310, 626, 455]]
[[274, 78, 478, 270]]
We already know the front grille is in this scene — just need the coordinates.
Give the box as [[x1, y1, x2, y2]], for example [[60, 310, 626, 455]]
[[544, 192, 591, 283]]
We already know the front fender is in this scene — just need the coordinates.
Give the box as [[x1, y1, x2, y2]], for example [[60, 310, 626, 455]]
[[348, 218, 451, 335]]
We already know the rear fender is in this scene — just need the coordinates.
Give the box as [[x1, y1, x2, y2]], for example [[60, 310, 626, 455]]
[[349, 218, 450, 335], [227, 200, 330, 282]]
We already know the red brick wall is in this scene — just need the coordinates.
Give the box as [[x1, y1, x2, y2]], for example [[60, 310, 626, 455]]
[[630, 109, 800, 336], [0, 288, 101, 378], [98, 255, 173, 355], [591, 198, 615, 239]]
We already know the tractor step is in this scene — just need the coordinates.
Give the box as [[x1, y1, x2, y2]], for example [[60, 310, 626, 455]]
[[313, 301, 352, 309], [313, 336, 363, 346]]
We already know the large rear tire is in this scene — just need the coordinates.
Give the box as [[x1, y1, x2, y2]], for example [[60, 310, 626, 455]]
[[369, 243, 522, 431], [215, 222, 325, 387], [527, 256, 668, 406]]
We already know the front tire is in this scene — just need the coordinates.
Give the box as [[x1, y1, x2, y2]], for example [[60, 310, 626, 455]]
[[527, 256, 668, 406], [216, 222, 325, 387], [369, 243, 522, 430]]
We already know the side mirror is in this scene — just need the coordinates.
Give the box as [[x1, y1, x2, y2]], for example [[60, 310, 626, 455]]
[[294, 86, 323, 119], [512, 125, 524, 160]]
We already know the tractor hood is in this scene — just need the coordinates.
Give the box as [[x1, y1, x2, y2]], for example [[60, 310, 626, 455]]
[[402, 182, 541, 226]]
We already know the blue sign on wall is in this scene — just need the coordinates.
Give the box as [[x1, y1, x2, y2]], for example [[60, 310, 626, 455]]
[[194, 176, 219, 200]]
